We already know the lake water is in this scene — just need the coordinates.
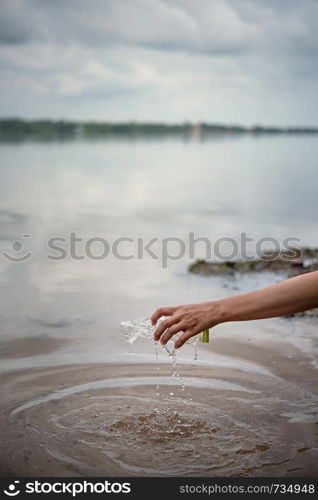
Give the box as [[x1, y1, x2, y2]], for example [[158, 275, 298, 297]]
[[0, 135, 317, 476]]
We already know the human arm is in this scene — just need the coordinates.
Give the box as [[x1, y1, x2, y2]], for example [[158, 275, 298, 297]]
[[151, 271, 318, 349]]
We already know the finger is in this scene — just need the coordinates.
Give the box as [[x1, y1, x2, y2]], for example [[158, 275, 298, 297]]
[[153, 317, 178, 341], [160, 322, 184, 344], [175, 330, 194, 349], [151, 307, 175, 325]]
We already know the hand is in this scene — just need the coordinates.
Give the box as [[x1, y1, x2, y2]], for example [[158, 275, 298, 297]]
[[151, 301, 221, 349]]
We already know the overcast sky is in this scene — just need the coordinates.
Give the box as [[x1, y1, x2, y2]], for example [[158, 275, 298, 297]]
[[0, 0, 317, 125]]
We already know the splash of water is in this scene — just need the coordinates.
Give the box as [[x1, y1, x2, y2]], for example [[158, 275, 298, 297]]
[[120, 316, 198, 357], [120, 316, 197, 400]]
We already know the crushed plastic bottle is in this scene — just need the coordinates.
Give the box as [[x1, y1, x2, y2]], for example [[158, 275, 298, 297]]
[[120, 316, 199, 356]]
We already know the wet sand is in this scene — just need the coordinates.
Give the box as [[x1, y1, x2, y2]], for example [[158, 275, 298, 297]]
[[1, 323, 317, 477]]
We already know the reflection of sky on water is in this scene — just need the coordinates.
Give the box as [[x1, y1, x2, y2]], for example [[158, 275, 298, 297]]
[[0, 135, 317, 354], [1, 135, 317, 237]]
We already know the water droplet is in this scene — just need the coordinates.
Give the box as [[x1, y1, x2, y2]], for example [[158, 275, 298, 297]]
[[193, 342, 198, 361], [122, 316, 192, 412]]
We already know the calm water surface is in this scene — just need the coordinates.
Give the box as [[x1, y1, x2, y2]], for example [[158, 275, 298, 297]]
[[0, 135, 317, 476]]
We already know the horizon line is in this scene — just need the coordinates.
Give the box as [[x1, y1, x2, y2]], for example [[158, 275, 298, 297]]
[[1, 117, 318, 130]]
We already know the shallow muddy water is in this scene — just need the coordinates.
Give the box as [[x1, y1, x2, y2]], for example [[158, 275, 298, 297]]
[[1, 338, 318, 477]]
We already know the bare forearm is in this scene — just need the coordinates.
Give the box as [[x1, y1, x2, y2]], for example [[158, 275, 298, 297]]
[[217, 271, 318, 323], [152, 271, 318, 348]]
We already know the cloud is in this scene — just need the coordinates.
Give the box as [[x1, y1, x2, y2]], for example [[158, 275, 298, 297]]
[[0, 0, 317, 124], [0, 0, 257, 54], [0, 0, 35, 44]]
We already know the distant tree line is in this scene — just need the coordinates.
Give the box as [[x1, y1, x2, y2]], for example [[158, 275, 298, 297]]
[[0, 118, 317, 140]]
